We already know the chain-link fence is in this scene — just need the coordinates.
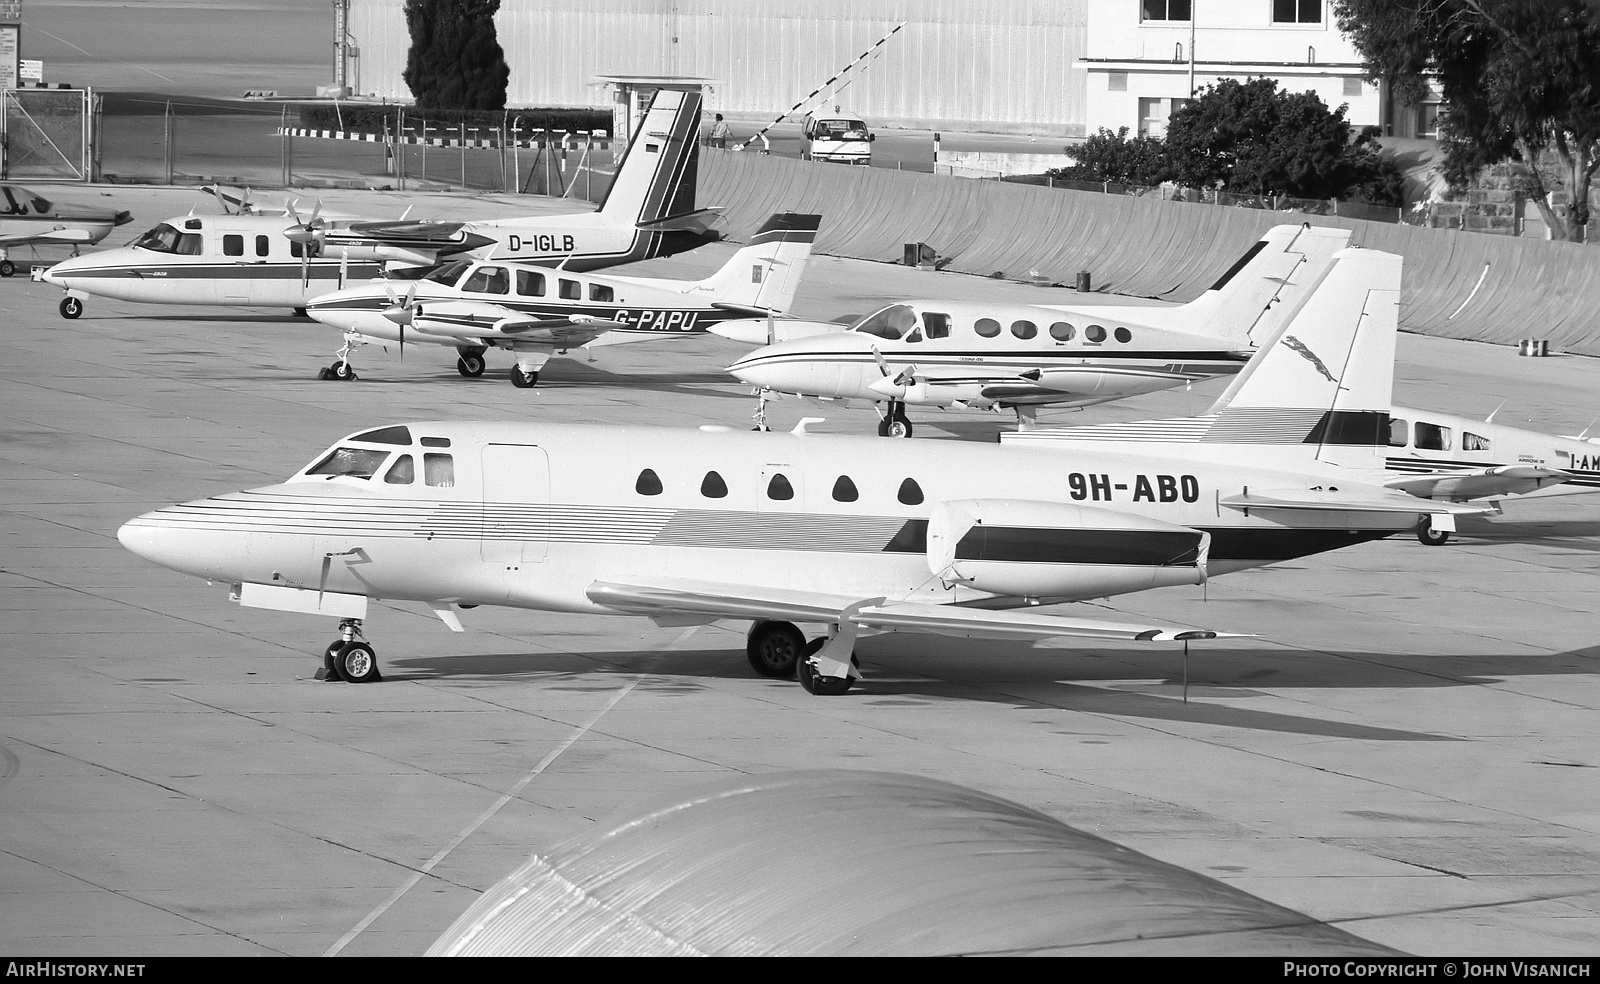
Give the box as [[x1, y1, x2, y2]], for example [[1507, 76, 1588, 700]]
[[2, 88, 91, 180]]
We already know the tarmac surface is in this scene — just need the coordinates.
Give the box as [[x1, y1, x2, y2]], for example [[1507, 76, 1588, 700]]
[[2, 188, 1598, 956]]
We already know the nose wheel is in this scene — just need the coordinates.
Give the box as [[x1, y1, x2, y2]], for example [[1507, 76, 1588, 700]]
[[877, 402, 913, 438], [59, 296, 83, 319], [318, 333, 362, 381], [456, 347, 487, 377], [317, 619, 382, 682], [510, 365, 539, 388]]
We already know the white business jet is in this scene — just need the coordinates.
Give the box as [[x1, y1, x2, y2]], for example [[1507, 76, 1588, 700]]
[[724, 224, 1352, 436], [119, 245, 1487, 691], [40, 85, 718, 320], [302, 211, 819, 385], [0, 183, 132, 277]]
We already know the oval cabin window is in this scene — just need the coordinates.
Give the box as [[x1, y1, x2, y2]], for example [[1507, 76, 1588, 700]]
[[636, 468, 663, 495], [1114, 327, 1132, 343], [974, 318, 1001, 338], [1011, 320, 1038, 339], [832, 475, 859, 502], [1086, 325, 1107, 342], [1049, 322, 1074, 341], [701, 471, 728, 498], [767, 473, 794, 501], [897, 478, 924, 506]]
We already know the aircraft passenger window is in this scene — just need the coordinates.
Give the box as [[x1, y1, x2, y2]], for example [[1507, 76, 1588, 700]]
[[1114, 327, 1133, 343], [223, 234, 244, 257], [897, 478, 924, 506], [463, 266, 509, 294], [424, 259, 473, 286], [383, 455, 415, 485], [831, 475, 859, 502], [420, 436, 451, 448], [1463, 432, 1491, 452], [1049, 322, 1075, 341], [635, 468, 663, 495], [353, 425, 412, 445], [767, 474, 794, 501], [923, 313, 951, 340], [1085, 325, 1107, 343], [289, 240, 304, 259], [424, 453, 455, 488], [1011, 320, 1038, 340], [590, 284, 614, 303], [974, 318, 1001, 338], [1387, 418, 1409, 447], [700, 471, 728, 498], [176, 233, 203, 255], [852, 304, 918, 340], [1414, 422, 1452, 451], [559, 279, 582, 300], [307, 447, 389, 480], [517, 270, 546, 296], [255, 235, 270, 257]]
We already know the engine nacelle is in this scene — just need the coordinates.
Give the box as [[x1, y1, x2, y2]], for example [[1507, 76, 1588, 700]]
[[927, 499, 1209, 601]]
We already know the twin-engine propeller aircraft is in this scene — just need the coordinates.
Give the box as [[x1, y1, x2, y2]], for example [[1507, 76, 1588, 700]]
[[724, 224, 1351, 436], [0, 184, 131, 277], [40, 85, 718, 319], [302, 212, 820, 386], [119, 245, 1488, 692]]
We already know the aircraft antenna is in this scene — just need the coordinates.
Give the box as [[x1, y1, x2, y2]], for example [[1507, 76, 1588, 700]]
[[1485, 401, 1504, 424], [1182, 640, 1189, 705]]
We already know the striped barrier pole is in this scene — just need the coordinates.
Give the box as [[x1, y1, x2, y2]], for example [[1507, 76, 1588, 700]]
[[734, 20, 904, 152]]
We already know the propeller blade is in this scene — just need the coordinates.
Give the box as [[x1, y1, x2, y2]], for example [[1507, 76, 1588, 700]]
[[871, 345, 890, 378]]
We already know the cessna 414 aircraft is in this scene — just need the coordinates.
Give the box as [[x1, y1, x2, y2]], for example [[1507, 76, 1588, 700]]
[[302, 212, 820, 385], [0, 183, 131, 277], [119, 246, 1486, 691], [39, 86, 718, 319], [725, 224, 1351, 436]]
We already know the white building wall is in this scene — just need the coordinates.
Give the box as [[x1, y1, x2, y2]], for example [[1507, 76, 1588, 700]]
[[346, 0, 1091, 135], [1081, 1, 1382, 139]]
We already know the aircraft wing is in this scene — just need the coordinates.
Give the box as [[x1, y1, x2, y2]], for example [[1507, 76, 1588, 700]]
[[585, 578, 1221, 644], [709, 317, 847, 344], [412, 312, 626, 347], [1219, 487, 1496, 517], [344, 219, 469, 240], [0, 228, 97, 246], [1382, 465, 1573, 501]]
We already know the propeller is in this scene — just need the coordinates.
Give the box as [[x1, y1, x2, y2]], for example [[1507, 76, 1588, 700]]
[[286, 200, 326, 289], [380, 282, 419, 357], [868, 346, 918, 399]]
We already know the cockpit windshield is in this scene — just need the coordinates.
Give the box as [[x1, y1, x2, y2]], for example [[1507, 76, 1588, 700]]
[[132, 223, 202, 255], [29, 195, 50, 213], [423, 258, 474, 286], [850, 304, 919, 340], [306, 446, 390, 480]]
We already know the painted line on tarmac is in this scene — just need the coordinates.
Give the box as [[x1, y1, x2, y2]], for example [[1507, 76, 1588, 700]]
[[323, 626, 700, 956]]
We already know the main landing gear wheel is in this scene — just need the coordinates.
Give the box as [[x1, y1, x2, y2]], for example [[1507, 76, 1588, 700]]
[[336, 642, 381, 683], [59, 296, 83, 319], [746, 620, 805, 678], [877, 409, 913, 439], [1417, 517, 1451, 546], [510, 365, 539, 388], [797, 640, 857, 696], [0, 260, 14, 277], [456, 353, 486, 377]]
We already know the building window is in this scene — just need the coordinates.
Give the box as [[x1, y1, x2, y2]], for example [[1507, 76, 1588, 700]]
[[1142, 0, 1191, 21], [1343, 77, 1365, 98], [1108, 71, 1128, 92], [1138, 98, 1167, 138], [1418, 103, 1440, 138], [1272, 0, 1321, 24]]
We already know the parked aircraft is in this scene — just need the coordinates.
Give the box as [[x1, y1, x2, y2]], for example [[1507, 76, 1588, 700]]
[[119, 246, 1486, 691], [40, 86, 717, 320], [724, 224, 1351, 436], [0, 184, 131, 277], [302, 212, 820, 385]]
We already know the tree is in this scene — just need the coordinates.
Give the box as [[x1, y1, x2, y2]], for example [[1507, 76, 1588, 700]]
[[1163, 77, 1402, 205], [403, 0, 510, 112], [1334, 0, 1600, 241], [1049, 127, 1169, 185]]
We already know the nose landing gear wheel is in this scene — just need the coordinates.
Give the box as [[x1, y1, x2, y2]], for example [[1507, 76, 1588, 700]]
[[332, 361, 357, 381], [510, 365, 539, 388], [456, 353, 487, 377], [60, 296, 83, 319], [0, 260, 14, 277], [877, 406, 913, 438]]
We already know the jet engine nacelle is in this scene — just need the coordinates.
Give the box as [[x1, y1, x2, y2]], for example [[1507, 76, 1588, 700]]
[[927, 499, 1209, 601]]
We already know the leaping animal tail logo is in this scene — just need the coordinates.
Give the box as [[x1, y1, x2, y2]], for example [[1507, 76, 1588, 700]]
[[1280, 334, 1337, 384]]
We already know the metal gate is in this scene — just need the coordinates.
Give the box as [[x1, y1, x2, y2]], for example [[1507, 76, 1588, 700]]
[[2, 87, 92, 181]]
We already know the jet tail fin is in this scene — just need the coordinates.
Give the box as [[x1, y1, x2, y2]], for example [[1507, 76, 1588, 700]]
[[692, 213, 820, 316], [1175, 224, 1352, 348], [1201, 246, 1401, 469]]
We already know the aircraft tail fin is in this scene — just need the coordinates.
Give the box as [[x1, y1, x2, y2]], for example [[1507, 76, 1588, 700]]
[[692, 213, 821, 316], [1176, 224, 1352, 348], [1202, 246, 1401, 468], [595, 87, 704, 231]]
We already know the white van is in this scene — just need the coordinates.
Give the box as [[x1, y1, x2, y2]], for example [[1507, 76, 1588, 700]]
[[801, 112, 874, 165]]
